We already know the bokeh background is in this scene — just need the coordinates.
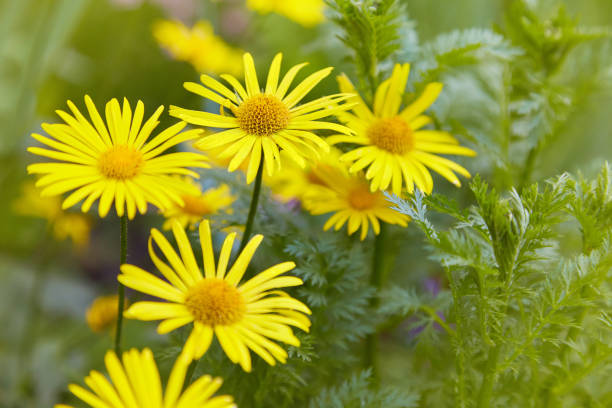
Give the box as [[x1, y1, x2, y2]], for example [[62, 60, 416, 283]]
[[1, 0, 612, 406]]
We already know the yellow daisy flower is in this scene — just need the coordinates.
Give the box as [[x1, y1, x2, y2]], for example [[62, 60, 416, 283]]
[[118, 220, 311, 372], [153, 20, 243, 76], [13, 181, 92, 248], [52, 214, 91, 249], [13, 180, 62, 220], [329, 63, 476, 195], [246, 0, 325, 27], [162, 179, 236, 231], [169, 52, 354, 184], [86, 295, 125, 333], [27, 96, 209, 219], [54, 348, 235, 408], [302, 160, 409, 240]]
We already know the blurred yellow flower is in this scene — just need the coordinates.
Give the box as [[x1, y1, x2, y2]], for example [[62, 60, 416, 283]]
[[265, 148, 341, 202], [302, 160, 409, 240], [247, 0, 325, 27], [86, 294, 125, 333], [13, 181, 61, 219], [54, 348, 235, 408], [153, 19, 244, 76], [162, 179, 236, 230], [27, 96, 209, 219], [329, 64, 476, 195], [13, 181, 91, 248], [170, 52, 354, 184], [119, 220, 311, 372], [52, 213, 91, 249]]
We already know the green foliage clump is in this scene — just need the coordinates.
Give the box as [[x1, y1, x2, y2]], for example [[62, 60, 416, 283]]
[[386, 163, 612, 407]]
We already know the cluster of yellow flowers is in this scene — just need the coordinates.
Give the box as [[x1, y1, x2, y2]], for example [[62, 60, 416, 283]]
[[27, 47, 474, 406]]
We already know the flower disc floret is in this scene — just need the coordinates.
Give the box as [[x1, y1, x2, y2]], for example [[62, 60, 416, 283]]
[[367, 116, 413, 155], [233, 94, 290, 136], [98, 145, 144, 179], [185, 279, 246, 326], [348, 185, 377, 210]]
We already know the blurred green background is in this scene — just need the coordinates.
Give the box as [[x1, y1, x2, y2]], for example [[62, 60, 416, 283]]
[[1, 0, 611, 406]]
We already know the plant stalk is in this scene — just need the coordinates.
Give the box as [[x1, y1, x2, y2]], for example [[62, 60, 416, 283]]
[[477, 345, 501, 408], [114, 214, 128, 355], [364, 223, 389, 378], [519, 144, 539, 190], [238, 161, 264, 253]]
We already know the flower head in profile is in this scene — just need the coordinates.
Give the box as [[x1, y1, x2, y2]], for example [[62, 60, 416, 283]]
[[54, 348, 235, 408], [302, 159, 409, 240], [27, 96, 209, 219], [86, 294, 125, 333], [246, 0, 325, 27], [153, 20, 243, 76], [119, 220, 311, 372], [162, 178, 236, 230], [170, 52, 354, 183], [13, 181, 91, 248], [329, 63, 476, 195]]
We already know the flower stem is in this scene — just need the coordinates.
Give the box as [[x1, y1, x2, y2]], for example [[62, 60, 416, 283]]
[[364, 222, 389, 379], [114, 214, 128, 355], [519, 144, 540, 190], [477, 345, 501, 408], [238, 161, 264, 253]]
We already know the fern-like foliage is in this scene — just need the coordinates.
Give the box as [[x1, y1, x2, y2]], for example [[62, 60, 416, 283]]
[[309, 369, 419, 408], [385, 163, 612, 407], [325, 0, 404, 100]]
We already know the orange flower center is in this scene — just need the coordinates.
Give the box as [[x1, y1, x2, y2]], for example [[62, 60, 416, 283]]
[[233, 94, 290, 136], [367, 116, 413, 154], [184, 279, 245, 326], [306, 170, 325, 186], [98, 145, 144, 180], [348, 185, 378, 210], [181, 195, 212, 216]]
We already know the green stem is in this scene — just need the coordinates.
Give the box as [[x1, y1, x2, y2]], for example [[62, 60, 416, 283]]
[[364, 223, 388, 378], [519, 144, 539, 190], [184, 358, 200, 387], [238, 161, 264, 253], [114, 215, 128, 355], [477, 345, 501, 408]]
